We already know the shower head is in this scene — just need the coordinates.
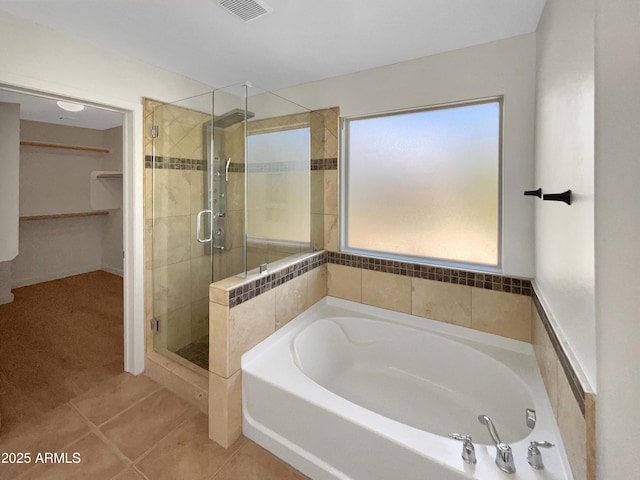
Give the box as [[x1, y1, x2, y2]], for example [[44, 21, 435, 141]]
[[213, 108, 255, 128]]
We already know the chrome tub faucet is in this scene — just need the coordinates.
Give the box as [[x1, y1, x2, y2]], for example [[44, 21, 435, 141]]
[[478, 414, 516, 474], [449, 433, 476, 465]]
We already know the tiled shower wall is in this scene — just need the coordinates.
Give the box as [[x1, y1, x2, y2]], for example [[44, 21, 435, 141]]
[[143, 98, 211, 354]]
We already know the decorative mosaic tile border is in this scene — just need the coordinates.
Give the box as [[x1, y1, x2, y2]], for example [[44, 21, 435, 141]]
[[311, 157, 338, 170], [327, 252, 532, 296], [228, 249, 532, 310], [228, 251, 328, 308], [532, 288, 586, 416], [144, 155, 206, 170], [146, 157, 338, 172]]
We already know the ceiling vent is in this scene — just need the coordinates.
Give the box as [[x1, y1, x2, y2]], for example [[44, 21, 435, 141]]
[[218, 0, 273, 22]]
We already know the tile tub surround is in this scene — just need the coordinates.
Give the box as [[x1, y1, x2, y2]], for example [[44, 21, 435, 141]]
[[207, 249, 535, 447], [208, 252, 328, 447], [327, 251, 533, 342], [532, 286, 596, 480]]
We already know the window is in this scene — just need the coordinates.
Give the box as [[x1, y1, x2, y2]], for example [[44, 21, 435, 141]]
[[342, 98, 501, 268], [247, 127, 310, 243]]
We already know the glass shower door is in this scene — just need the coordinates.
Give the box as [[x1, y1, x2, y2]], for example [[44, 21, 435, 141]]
[[150, 92, 215, 370]]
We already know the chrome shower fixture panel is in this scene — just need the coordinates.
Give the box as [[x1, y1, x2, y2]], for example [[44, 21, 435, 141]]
[[218, 0, 273, 22]]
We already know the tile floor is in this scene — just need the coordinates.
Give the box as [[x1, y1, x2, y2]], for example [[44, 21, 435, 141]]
[[0, 373, 308, 480]]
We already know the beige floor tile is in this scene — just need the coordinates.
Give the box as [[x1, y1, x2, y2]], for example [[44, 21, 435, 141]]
[[63, 359, 124, 397], [99, 389, 198, 461], [212, 441, 307, 480], [15, 433, 127, 480], [135, 413, 244, 480], [71, 373, 161, 426], [0, 404, 90, 479], [111, 468, 145, 480]]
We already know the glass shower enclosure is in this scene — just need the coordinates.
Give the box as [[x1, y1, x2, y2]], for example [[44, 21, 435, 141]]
[[150, 83, 312, 370]]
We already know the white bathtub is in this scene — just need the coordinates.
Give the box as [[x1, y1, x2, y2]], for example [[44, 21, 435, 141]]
[[242, 297, 574, 480]]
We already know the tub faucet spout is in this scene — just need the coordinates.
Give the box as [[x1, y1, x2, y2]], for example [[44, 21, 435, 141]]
[[478, 414, 515, 474]]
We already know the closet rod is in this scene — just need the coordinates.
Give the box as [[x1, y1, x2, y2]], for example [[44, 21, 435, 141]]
[[20, 141, 110, 154]]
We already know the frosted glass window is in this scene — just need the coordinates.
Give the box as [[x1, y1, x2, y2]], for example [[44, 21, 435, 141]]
[[247, 127, 310, 243], [343, 100, 501, 267]]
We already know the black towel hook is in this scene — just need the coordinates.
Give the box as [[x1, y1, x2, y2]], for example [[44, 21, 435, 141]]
[[543, 190, 572, 205], [523, 188, 542, 198]]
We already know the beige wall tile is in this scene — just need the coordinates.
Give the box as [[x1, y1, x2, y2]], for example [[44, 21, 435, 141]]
[[190, 170, 204, 215], [153, 261, 191, 315], [307, 264, 328, 306], [210, 277, 240, 307], [362, 270, 411, 314], [412, 278, 472, 327], [557, 368, 587, 480], [311, 213, 324, 251], [586, 394, 596, 480], [165, 304, 192, 351], [532, 304, 559, 413], [144, 169, 152, 220], [152, 215, 191, 268], [228, 289, 276, 374], [471, 288, 532, 342], [209, 370, 242, 448], [191, 297, 209, 341], [153, 169, 191, 218], [275, 274, 309, 329], [324, 170, 338, 215], [324, 214, 338, 251], [190, 256, 212, 302], [328, 264, 361, 302], [310, 170, 324, 215], [144, 218, 153, 271], [227, 172, 245, 211], [209, 302, 230, 378], [190, 214, 205, 259]]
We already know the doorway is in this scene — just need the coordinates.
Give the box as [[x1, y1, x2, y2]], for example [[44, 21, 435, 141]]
[[0, 88, 129, 435]]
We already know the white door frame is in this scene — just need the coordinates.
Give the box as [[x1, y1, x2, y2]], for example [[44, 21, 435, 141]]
[[0, 81, 145, 375]]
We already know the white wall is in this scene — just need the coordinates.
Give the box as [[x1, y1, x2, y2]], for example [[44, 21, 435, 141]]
[[277, 34, 537, 278], [101, 126, 124, 276], [534, 0, 596, 387], [594, 0, 640, 477], [0, 103, 20, 262], [0, 102, 20, 303]]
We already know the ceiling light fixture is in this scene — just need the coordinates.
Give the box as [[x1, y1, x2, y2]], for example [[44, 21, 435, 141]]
[[57, 101, 85, 112]]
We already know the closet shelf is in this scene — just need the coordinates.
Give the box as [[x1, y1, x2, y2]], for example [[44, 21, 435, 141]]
[[20, 140, 110, 154], [19, 211, 110, 222], [91, 171, 123, 179]]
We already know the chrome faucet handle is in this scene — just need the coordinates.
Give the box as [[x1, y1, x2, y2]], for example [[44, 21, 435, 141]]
[[449, 433, 477, 465], [527, 440, 554, 469], [478, 414, 516, 474]]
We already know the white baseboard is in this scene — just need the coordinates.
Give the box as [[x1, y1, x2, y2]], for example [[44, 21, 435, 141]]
[[101, 265, 124, 277]]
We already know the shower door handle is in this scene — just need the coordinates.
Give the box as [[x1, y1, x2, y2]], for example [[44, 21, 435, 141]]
[[196, 209, 212, 243]]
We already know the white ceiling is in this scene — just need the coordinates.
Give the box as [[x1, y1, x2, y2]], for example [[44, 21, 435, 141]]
[[0, 89, 124, 130], [0, 0, 545, 128]]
